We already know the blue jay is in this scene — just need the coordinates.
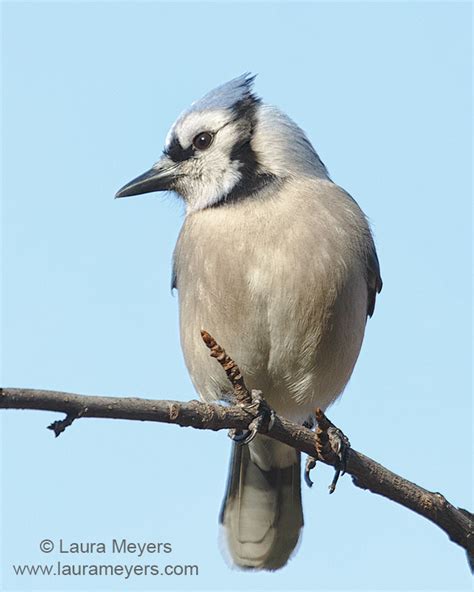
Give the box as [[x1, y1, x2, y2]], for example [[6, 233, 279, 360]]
[[116, 74, 382, 570]]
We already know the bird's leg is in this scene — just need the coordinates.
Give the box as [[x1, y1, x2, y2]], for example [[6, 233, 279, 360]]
[[228, 389, 276, 445], [315, 408, 351, 494]]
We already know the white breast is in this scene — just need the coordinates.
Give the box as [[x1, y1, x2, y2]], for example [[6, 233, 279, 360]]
[[173, 177, 371, 423]]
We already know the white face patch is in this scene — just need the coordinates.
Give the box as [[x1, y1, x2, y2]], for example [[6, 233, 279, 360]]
[[186, 160, 242, 213], [165, 108, 249, 212]]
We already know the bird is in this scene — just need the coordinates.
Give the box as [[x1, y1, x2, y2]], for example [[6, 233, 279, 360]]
[[116, 74, 382, 571]]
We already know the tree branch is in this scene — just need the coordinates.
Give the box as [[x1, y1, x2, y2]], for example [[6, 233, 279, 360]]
[[1, 386, 472, 566], [1, 334, 472, 569]]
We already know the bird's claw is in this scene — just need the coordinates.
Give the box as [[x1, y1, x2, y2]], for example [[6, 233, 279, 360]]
[[228, 390, 276, 445], [228, 428, 254, 444], [326, 426, 350, 493], [328, 426, 350, 474], [308, 409, 351, 493], [304, 456, 317, 487]]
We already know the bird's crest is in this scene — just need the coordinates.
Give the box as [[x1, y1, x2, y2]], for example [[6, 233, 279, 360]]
[[187, 73, 260, 115]]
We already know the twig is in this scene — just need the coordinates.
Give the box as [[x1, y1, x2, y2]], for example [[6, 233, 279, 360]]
[[200, 330, 251, 405], [48, 408, 87, 437]]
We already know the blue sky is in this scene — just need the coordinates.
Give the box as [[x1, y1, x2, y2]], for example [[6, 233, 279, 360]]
[[1, 1, 472, 591]]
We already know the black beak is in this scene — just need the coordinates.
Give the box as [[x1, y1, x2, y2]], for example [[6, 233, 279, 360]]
[[115, 157, 178, 198]]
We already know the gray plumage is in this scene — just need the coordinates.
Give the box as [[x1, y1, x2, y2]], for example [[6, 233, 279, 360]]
[[116, 74, 382, 571]]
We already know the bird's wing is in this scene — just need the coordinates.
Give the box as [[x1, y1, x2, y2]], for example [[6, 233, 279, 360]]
[[171, 260, 177, 291], [367, 243, 382, 317], [337, 185, 382, 318]]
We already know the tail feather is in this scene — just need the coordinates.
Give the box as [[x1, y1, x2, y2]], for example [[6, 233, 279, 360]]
[[220, 435, 303, 570]]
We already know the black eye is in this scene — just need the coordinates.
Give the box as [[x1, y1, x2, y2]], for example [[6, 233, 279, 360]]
[[192, 131, 213, 150]]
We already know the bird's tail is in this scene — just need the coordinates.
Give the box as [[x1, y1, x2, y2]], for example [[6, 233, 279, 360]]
[[219, 435, 303, 570]]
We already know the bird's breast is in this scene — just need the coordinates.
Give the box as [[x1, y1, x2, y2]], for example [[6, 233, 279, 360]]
[[173, 179, 370, 421]]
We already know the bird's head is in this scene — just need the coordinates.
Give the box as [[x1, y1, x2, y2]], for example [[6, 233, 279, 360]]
[[116, 74, 328, 212]]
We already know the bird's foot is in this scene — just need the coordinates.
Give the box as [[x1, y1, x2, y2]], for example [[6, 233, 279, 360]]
[[228, 389, 276, 445], [325, 426, 350, 493], [305, 408, 351, 493]]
